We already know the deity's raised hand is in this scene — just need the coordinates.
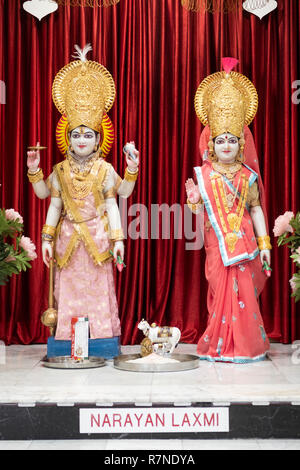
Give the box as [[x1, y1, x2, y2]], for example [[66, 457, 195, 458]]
[[27, 141, 40, 172], [185, 178, 201, 204], [124, 141, 139, 171]]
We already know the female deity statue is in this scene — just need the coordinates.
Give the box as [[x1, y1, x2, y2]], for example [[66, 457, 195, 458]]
[[27, 45, 139, 344], [186, 59, 271, 363]]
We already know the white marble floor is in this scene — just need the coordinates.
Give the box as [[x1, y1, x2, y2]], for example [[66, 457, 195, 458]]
[[0, 342, 300, 404], [1, 342, 300, 449]]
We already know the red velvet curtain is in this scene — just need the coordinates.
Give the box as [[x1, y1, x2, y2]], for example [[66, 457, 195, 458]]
[[0, 0, 299, 346]]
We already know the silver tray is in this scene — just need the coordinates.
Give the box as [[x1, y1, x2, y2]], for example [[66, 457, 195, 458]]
[[113, 354, 200, 373], [41, 355, 106, 369]]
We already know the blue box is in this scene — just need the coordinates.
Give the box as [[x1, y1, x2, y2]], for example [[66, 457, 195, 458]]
[[47, 336, 120, 360]]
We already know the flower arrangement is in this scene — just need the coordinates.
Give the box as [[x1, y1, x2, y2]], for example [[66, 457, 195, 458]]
[[0, 208, 37, 286], [273, 211, 300, 303]]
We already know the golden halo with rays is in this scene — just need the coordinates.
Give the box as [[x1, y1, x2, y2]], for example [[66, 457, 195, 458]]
[[55, 114, 115, 157]]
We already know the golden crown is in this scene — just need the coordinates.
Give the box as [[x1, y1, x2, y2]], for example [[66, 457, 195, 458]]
[[194, 63, 258, 139], [52, 44, 116, 133]]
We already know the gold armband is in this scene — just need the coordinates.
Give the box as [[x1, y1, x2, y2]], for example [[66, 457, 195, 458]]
[[104, 188, 116, 199], [110, 228, 124, 242], [257, 235, 272, 251], [50, 186, 61, 198], [124, 167, 139, 183], [187, 198, 202, 214], [46, 176, 61, 198], [27, 168, 44, 184], [42, 224, 56, 241]]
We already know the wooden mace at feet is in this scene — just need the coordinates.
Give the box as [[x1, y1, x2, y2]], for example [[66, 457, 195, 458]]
[[41, 249, 58, 336]]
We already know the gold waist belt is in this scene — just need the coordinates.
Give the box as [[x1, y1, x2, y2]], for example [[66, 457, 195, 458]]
[[62, 215, 99, 224]]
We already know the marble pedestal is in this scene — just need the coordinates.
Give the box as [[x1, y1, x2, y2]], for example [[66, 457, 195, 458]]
[[0, 343, 300, 440]]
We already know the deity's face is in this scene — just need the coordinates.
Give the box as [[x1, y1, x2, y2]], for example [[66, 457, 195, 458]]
[[70, 126, 100, 158], [214, 133, 239, 164]]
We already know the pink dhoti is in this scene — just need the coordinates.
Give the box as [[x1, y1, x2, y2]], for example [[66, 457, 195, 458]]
[[53, 191, 121, 340], [54, 242, 121, 340]]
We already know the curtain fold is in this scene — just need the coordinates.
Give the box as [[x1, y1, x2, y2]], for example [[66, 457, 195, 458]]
[[0, 0, 299, 346]]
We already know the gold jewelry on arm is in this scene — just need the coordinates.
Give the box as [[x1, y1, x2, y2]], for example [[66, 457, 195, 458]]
[[50, 186, 61, 198], [104, 188, 116, 199], [110, 228, 125, 242], [27, 168, 44, 184], [46, 175, 61, 198], [257, 235, 272, 251], [124, 167, 139, 182], [247, 182, 261, 208], [42, 224, 57, 241], [187, 198, 203, 214]]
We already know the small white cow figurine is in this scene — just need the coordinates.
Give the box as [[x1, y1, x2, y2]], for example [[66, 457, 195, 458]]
[[138, 319, 181, 354]]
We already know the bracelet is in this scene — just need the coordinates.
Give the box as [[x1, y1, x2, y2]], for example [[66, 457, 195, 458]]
[[124, 167, 139, 183], [110, 228, 124, 242], [42, 224, 56, 240], [42, 234, 55, 242], [104, 188, 116, 200], [257, 235, 272, 251], [27, 168, 44, 184], [187, 198, 202, 214]]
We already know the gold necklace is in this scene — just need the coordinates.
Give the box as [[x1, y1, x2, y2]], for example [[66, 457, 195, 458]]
[[67, 150, 100, 177], [219, 173, 241, 210], [212, 161, 242, 180], [211, 172, 249, 253], [65, 158, 102, 200], [64, 149, 103, 200]]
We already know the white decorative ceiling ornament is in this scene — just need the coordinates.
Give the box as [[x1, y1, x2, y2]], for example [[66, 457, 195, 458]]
[[243, 0, 278, 19], [23, 0, 58, 21]]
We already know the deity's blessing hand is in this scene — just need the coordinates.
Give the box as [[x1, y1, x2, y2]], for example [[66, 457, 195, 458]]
[[27, 141, 40, 172], [185, 178, 201, 204], [124, 141, 139, 171]]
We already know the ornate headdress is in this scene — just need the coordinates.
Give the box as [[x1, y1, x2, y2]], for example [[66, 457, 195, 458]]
[[52, 44, 115, 133], [52, 44, 115, 156], [194, 58, 258, 139]]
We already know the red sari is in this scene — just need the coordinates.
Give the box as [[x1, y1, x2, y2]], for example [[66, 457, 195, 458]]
[[194, 132, 270, 363]]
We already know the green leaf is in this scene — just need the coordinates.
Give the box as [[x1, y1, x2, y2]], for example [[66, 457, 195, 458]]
[[0, 209, 23, 238], [292, 291, 300, 303]]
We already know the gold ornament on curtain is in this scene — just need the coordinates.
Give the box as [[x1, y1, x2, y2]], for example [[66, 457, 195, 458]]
[[181, 0, 239, 13], [55, 0, 120, 7]]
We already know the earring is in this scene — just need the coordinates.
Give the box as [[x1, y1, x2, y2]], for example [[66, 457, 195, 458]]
[[94, 145, 98, 152], [208, 135, 217, 162], [236, 134, 245, 163]]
